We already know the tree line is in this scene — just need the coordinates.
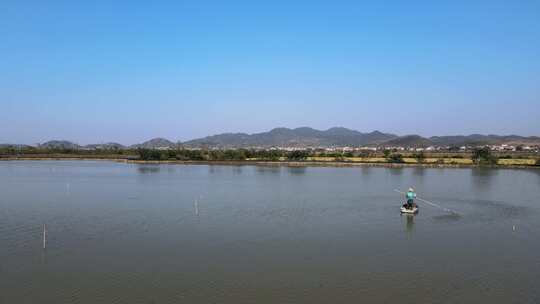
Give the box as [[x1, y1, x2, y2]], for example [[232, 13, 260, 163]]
[[136, 148, 312, 161], [2, 145, 538, 166]]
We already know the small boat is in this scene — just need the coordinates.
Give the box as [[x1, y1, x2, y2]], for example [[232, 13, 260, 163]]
[[400, 204, 419, 214]]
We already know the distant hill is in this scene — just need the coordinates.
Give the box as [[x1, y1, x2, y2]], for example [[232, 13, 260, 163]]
[[0, 144, 32, 149], [39, 140, 80, 150], [183, 127, 398, 148], [382, 135, 434, 147], [84, 142, 125, 150], [429, 135, 540, 147], [131, 138, 177, 149]]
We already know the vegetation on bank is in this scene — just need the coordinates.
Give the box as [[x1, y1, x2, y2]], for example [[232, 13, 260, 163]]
[[471, 147, 498, 165], [136, 148, 304, 161], [1, 146, 539, 167]]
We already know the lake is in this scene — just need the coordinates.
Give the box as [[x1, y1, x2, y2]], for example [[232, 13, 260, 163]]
[[1, 161, 539, 303]]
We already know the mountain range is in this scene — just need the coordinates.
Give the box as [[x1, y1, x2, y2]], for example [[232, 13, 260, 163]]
[[182, 128, 540, 148], [35, 138, 177, 150], [182, 127, 397, 148], [3, 127, 540, 149]]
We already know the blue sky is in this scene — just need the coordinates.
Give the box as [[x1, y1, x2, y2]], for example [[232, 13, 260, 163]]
[[1, 0, 539, 144]]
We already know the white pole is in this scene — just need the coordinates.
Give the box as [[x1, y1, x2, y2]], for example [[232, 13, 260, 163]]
[[43, 224, 47, 249]]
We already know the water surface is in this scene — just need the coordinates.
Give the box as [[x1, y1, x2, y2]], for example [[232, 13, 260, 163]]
[[1, 161, 539, 303]]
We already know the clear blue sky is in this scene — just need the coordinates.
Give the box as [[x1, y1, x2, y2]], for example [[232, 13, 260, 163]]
[[1, 0, 539, 145]]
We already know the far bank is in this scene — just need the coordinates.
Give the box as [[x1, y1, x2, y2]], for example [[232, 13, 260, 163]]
[[1, 155, 539, 169]]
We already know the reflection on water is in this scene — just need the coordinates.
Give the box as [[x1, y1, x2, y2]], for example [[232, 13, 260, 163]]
[[166, 166, 176, 174], [402, 214, 415, 234], [256, 166, 282, 175], [137, 165, 161, 174], [388, 167, 404, 176], [531, 169, 540, 184], [208, 165, 219, 174], [360, 166, 372, 176], [41, 249, 47, 265], [412, 166, 425, 177], [287, 166, 307, 175], [232, 166, 243, 175], [471, 168, 498, 191], [359, 167, 372, 184]]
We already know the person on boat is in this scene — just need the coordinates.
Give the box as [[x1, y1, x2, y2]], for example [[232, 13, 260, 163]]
[[406, 187, 417, 209]]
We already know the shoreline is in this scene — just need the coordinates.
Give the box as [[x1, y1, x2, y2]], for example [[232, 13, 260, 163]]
[[1, 156, 539, 169]]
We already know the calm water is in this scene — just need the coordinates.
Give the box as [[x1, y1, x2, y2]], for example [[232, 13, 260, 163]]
[[1, 161, 539, 303]]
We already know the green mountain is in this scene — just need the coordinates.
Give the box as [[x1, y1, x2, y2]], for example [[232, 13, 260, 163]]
[[130, 138, 178, 149], [382, 135, 434, 147], [39, 140, 80, 150], [84, 143, 126, 150], [183, 127, 398, 148]]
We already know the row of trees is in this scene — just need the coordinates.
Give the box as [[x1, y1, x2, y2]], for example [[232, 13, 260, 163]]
[[138, 149, 434, 164], [136, 148, 312, 161], [3, 146, 538, 166], [137, 148, 457, 164]]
